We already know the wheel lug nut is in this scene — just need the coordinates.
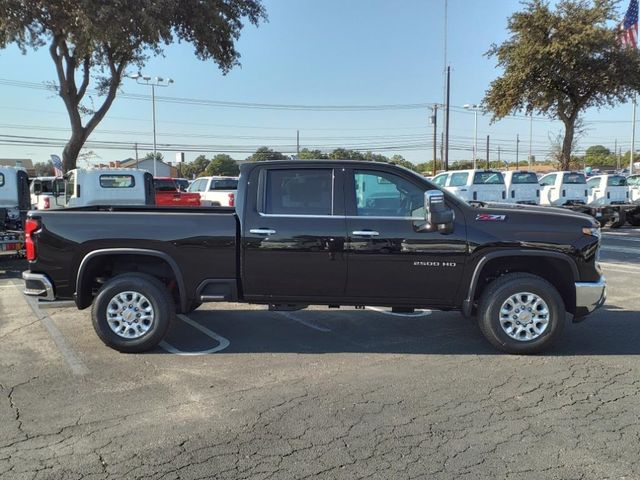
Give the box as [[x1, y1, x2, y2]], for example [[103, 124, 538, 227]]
[[513, 315, 518, 319]]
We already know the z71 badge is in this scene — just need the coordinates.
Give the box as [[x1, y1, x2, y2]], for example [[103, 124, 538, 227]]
[[475, 214, 507, 222]]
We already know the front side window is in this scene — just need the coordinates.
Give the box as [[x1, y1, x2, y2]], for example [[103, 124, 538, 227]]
[[628, 175, 640, 186], [99, 174, 135, 188], [265, 169, 333, 215], [473, 171, 505, 185], [539, 174, 557, 187], [432, 173, 448, 186], [449, 172, 469, 187], [354, 170, 424, 217], [587, 178, 600, 189], [562, 173, 586, 184]]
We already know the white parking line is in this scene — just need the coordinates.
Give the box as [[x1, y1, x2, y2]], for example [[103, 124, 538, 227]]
[[365, 306, 433, 317], [600, 262, 640, 272], [278, 311, 331, 332], [600, 246, 640, 255], [17, 283, 89, 376], [603, 234, 640, 243], [160, 313, 230, 355]]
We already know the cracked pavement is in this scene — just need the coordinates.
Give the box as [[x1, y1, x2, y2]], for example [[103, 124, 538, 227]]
[[1, 229, 640, 479]]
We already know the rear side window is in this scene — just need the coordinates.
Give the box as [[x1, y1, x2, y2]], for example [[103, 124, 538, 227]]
[[99, 175, 135, 188], [265, 169, 333, 215], [449, 172, 469, 187], [587, 177, 600, 189], [473, 171, 504, 185], [510, 172, 538, 184], [607, 175, 627, 187], [210, 179, 238, 190], [628, 175, 640, 186], [0, 173, 4, 187], [562, 173, 586, 184], [432, 173, 448, 186]]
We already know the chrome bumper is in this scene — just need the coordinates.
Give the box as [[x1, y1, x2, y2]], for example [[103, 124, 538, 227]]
[[575, 276, 606, 315], [22, 271, 55, 301]]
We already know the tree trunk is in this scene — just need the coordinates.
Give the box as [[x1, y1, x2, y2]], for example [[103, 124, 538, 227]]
[[62, 132, 86, 172], [561, 118, 575, 171]]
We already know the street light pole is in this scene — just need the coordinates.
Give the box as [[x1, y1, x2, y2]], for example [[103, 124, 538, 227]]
[[126, 73, 174, 177], [464, 104, 479, 169]]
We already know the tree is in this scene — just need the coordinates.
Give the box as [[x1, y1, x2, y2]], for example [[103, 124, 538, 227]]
[[584, 144, 612, 166], [205, 154, 239, 176], [483, 0, 640, 170], [33, 162, 55, 176], [180, 154, 210, 179], [388, 154, 417, 171], [0, 1, 266, 172], [143, 152, 164, 162], [298, 148, 328, 160], [246, 147, 288, 161]]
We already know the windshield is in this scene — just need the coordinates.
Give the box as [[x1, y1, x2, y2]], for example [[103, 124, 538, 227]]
[[510, 172, 538, 184], [607, 175, 627, 187], [154, 179, 177, 192], [562, 173, 586, 184], [210, 179, 238, 190], [473, 171, 505, 185]]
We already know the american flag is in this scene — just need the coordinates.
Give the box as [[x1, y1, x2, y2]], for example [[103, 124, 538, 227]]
[[50, 154, 64, 176], [620, 0, 639, 48]]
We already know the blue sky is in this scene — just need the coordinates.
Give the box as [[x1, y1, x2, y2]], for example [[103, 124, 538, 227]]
[[0, 0, 636, 167]]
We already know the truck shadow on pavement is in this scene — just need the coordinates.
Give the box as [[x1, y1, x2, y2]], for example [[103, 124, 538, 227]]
[[0, 258, 26, 279], [158, 304, 639, 356]]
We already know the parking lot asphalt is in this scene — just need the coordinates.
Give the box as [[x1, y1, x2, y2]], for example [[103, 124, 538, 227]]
[[1, 229, 640, 480]]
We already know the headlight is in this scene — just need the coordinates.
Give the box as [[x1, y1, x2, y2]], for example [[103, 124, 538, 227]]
[[582, 226, 601, 239]]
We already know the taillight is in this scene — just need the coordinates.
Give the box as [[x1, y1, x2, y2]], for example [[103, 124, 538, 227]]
[[25, 219, 40, 261], [228, 193, 235, 207], [43, 197, 50, 209]]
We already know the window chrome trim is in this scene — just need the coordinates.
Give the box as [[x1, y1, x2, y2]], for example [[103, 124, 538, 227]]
[[257, 212, 424, 220]]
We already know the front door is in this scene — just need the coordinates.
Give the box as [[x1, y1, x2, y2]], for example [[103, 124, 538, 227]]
[[344, 167, 467, 305], [242, 166, 348, 301]]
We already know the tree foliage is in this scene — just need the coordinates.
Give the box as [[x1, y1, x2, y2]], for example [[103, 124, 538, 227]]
[[483, 0, 640, 170], [0, 1, 267, 172], [246, 147, 288, 161], [33, 161, 55, 176], [205, 154, 239, 176]]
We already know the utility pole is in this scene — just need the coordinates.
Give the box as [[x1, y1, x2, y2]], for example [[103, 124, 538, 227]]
[[528, 113, 533, 167], [444, 66, 451, 171], [498, 145, 501, 167], [296, 130, 300, 157], [430, 105, 438, 176], [614, 138, 618, 170], [134, 142, 139, 169], [516, 134, 520, 170], [486, 135, 490, 169], [440, 132, 444, 167]]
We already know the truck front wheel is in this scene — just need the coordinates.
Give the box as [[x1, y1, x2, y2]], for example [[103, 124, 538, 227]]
[[477, 273, 565, 354], [91, 273, 174, 353]]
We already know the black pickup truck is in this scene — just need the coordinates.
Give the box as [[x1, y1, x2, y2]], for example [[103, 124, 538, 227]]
[[22, 160, 606, 354]]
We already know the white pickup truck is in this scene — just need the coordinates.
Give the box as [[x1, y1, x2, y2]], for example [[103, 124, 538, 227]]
[[503, 170, 540, 205], [435, 169, 507, 203], [187, 176, 238, 206], [30, 176, 65, 210], [539, 171, 588, 206]]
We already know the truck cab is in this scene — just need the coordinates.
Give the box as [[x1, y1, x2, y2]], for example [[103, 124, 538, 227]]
[[443, 169, 507, 203], [628, 174, 640, 204], [61, 168, 155, 207], [31, 176, 65, 210], [503, 170, 540, 205], [539, 171, 588, 206], [187, 176, 238, 206], [586, 174, 629, 206]]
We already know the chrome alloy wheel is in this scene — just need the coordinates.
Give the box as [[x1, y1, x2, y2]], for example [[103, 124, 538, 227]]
[[499, 292, 550, 342], [106, 291, 155, 339]]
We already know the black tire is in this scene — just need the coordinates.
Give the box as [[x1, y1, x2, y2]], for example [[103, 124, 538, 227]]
[[610, 219, 624, 229], [477, 273, 565, 355], [628, 214, 640, 227], [91, 273, 174, 353]]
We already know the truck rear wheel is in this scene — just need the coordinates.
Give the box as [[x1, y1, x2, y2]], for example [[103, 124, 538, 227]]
[[628, 213, 640, 227], [477, 273, 565, 355], [91, 273, 174, 353]]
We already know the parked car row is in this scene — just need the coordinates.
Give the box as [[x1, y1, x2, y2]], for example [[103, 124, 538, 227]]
[[428, 168, 640, 227]]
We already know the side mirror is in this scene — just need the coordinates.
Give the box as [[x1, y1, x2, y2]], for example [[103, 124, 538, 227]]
[[32, 180, 42, 196], [423, 190, 454, 233], [52, 179, 64, 197]]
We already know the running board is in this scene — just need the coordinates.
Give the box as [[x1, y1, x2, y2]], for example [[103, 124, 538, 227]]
[[268, 304, 308, 312]]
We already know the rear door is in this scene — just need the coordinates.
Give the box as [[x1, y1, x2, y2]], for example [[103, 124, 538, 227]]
[[242, 166, 348, 300], [344, 167, 467, 305]]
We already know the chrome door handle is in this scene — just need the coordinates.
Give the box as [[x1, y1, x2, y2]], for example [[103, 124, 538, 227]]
[[249, 228, 276, 235], [352, 230, 380, 237]]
